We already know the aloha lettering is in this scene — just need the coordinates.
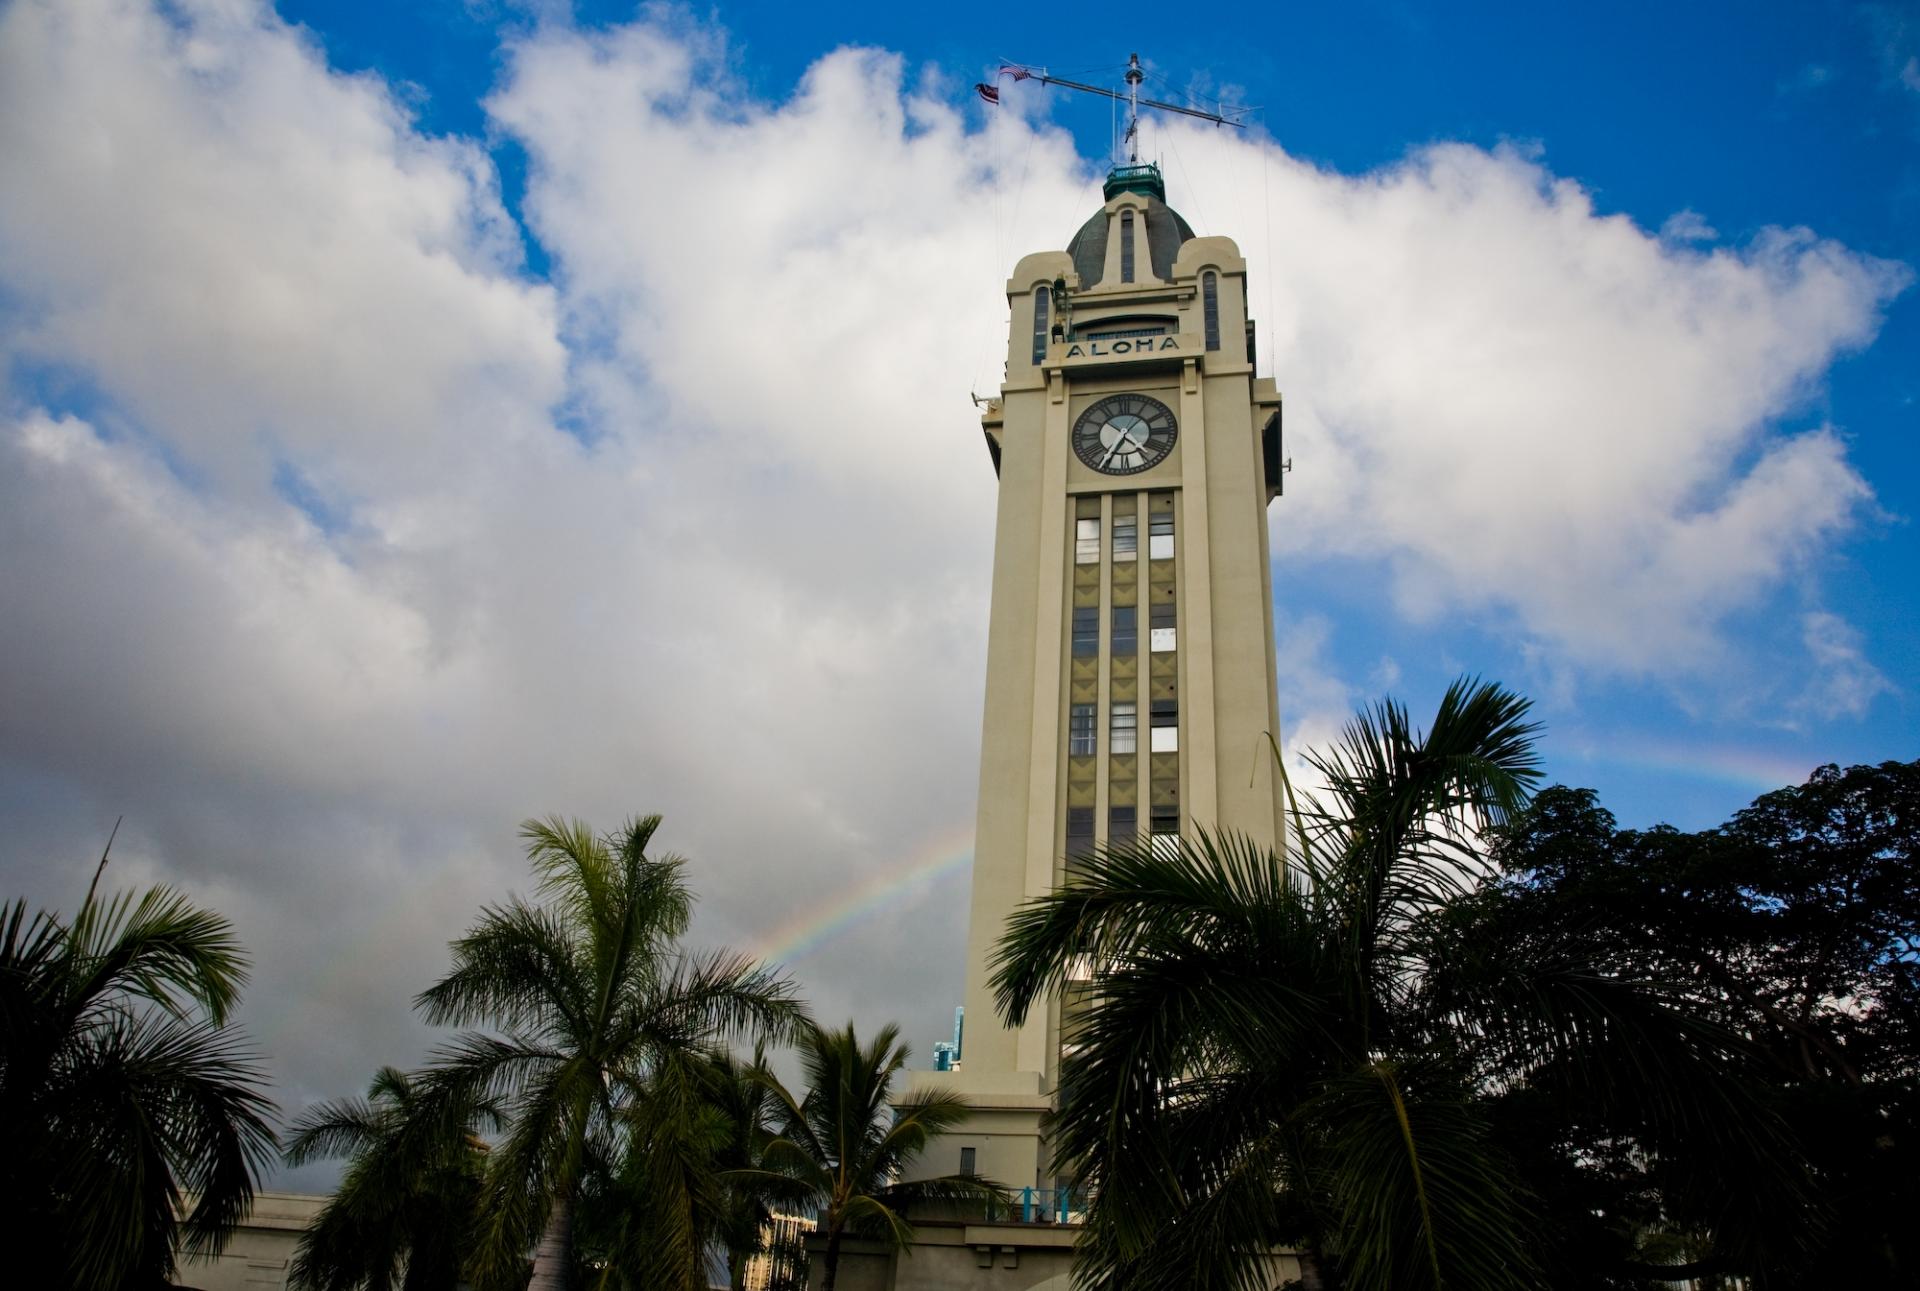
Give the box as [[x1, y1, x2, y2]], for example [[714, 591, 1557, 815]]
[[1063, 337, 1181, 358]]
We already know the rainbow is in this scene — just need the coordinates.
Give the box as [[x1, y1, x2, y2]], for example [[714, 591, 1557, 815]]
[[750, 825, 975, 967]]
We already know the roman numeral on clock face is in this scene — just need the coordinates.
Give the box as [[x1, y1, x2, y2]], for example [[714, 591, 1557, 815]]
[[1071, 393, 1179, 476]]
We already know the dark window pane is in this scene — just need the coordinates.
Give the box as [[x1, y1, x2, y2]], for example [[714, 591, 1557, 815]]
[[1069, 705, 1097, 755], [1066, 805, 1095, 857], [1110, 805, 1137, 839], [1032, 287, 1051, 364], [1072, 606, 1099, 656], [1112, 605, 1137, 653], [1203, 272, 1220, 351], [1121, 211, 1136, 282]]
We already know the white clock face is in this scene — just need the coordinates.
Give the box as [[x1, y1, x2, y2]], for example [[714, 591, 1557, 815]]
[[1072, 394, 1177, 475]]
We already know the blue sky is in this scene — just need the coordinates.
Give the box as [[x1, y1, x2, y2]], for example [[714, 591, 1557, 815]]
[[1, 0, 1916, 1147], [270, 0, 1920, 828]]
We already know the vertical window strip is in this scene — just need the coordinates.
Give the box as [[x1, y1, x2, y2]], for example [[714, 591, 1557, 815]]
[[1112, 513, 1137, 561], [1150, 699, 1179, 752], [1110, 804, 1137, 841], [1066, 805, 1095, 857], [1075, 517, 1101, 564], [1150, 598, 1176, 653], [1121, 210, 1136, 283], [1033, 287, 1051, 364], [1111, 702, 1137, 754], [1203, 272, 1220, 351], [1149, 510, 1175, 560], [1069, 705, 1097, 756], [1072, 606, 1100, 656], [1111, 605, 1137, 655]]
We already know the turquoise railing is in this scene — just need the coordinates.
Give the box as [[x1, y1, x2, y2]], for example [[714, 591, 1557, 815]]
[[984, 1186, 1087, 1225]]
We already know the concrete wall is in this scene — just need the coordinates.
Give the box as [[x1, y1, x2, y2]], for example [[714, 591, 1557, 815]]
[[812, 1222, 1077, 1291], [819, 1222, 1303, 1291], [173, 1192, 324, 1291]]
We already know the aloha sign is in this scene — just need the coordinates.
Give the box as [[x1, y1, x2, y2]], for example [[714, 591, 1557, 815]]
[[1063, 336, 1181, 358]]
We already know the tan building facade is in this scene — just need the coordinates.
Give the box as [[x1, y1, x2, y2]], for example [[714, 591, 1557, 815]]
[[171, 1192, 325, 1290], [908, 163, 1288, 1195]]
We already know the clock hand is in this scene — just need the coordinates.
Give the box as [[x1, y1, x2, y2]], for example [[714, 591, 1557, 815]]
[[1100, 432, 1124, 467]]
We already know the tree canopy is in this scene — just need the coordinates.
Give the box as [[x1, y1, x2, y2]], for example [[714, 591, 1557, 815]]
[[1468, 759, 1919, 1285], [0, 885, 277, 1289]]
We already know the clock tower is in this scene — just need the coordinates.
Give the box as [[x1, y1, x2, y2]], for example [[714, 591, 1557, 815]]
[[912, 162, 1289, 1193]]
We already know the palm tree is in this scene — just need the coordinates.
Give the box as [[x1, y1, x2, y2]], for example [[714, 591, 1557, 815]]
[[283, 1066, 500, 1290], [702, 1045, 798, 1291], [575, 1044, 796, 1290], [416, 814, 805, 1291], [990, 678, 1798, 1290], [753, 1022, 1007, 1291], [0, 885, 277, 1289]]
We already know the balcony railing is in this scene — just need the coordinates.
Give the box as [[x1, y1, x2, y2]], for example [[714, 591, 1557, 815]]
[[982, 1186, 1089, 1226]]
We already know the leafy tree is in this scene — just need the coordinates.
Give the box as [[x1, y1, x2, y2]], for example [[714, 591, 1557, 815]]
[[1472, 761, 1919, 1285], [283, 1066, 500, 1290], [571, 1041, 817, 1291], [704, 1045, 802, 1291], [991, 678, 1796, 1291], [752, 1022, 1005, 1291], [574, 1045, 787, 1291], [416, 814, 804, 1291], [0, 885, 277, 1289]]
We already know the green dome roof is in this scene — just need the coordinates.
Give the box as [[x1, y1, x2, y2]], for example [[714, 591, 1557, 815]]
[[1065, 165, 1196, 288]]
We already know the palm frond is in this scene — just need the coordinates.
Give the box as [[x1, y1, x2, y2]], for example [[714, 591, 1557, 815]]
[[415, 898, 585, 1033], [283, 1093, 385, 1166], [1310, 1060, 1536, 1291], [65, 885, 251, 1024]]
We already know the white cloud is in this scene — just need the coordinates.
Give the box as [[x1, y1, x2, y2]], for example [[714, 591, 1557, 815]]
[[0, 0, 1906, 1173], [1796, 610, 1895, 720], [1660, 208, 1717, 243], [0, 0, 564, 505], [1148, 122, 1905, 677], [1777, 63, 1835, 95]]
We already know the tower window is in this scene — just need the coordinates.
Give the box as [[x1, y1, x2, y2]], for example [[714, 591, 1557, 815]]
[[1110, 804, 1137, 841], [1150, 807, 1179, 860], [1068, 705, 1097, 756], [1151, 699, 1178, 753], [1112, 605, 1137, 655], [1150, 599, 1176, 653], [960, 1146, 977, 1176], [1033, 286, 1051, 365], [1111, 702, 1137, 754], [1203, 271, 1221, 351], [1120, 210, 1136, 283], [1071, 607, 1099, 656], [1075, 518, 1100, 564], [1112, 514, 1137, 561], [1149, 511, 1174, 560], [1066, 805, 1095, 858]]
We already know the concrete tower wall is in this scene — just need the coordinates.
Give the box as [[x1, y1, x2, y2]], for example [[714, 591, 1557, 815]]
[[909, 180, 1286, 1196]]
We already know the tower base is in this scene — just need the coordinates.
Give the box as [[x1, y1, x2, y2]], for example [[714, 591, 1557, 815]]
[[900, 1068, 1052, 1192]]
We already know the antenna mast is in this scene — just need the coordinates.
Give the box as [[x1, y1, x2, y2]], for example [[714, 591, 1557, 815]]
[[986, 54, 1254, 141], [1126, 53, 1143, 163]]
